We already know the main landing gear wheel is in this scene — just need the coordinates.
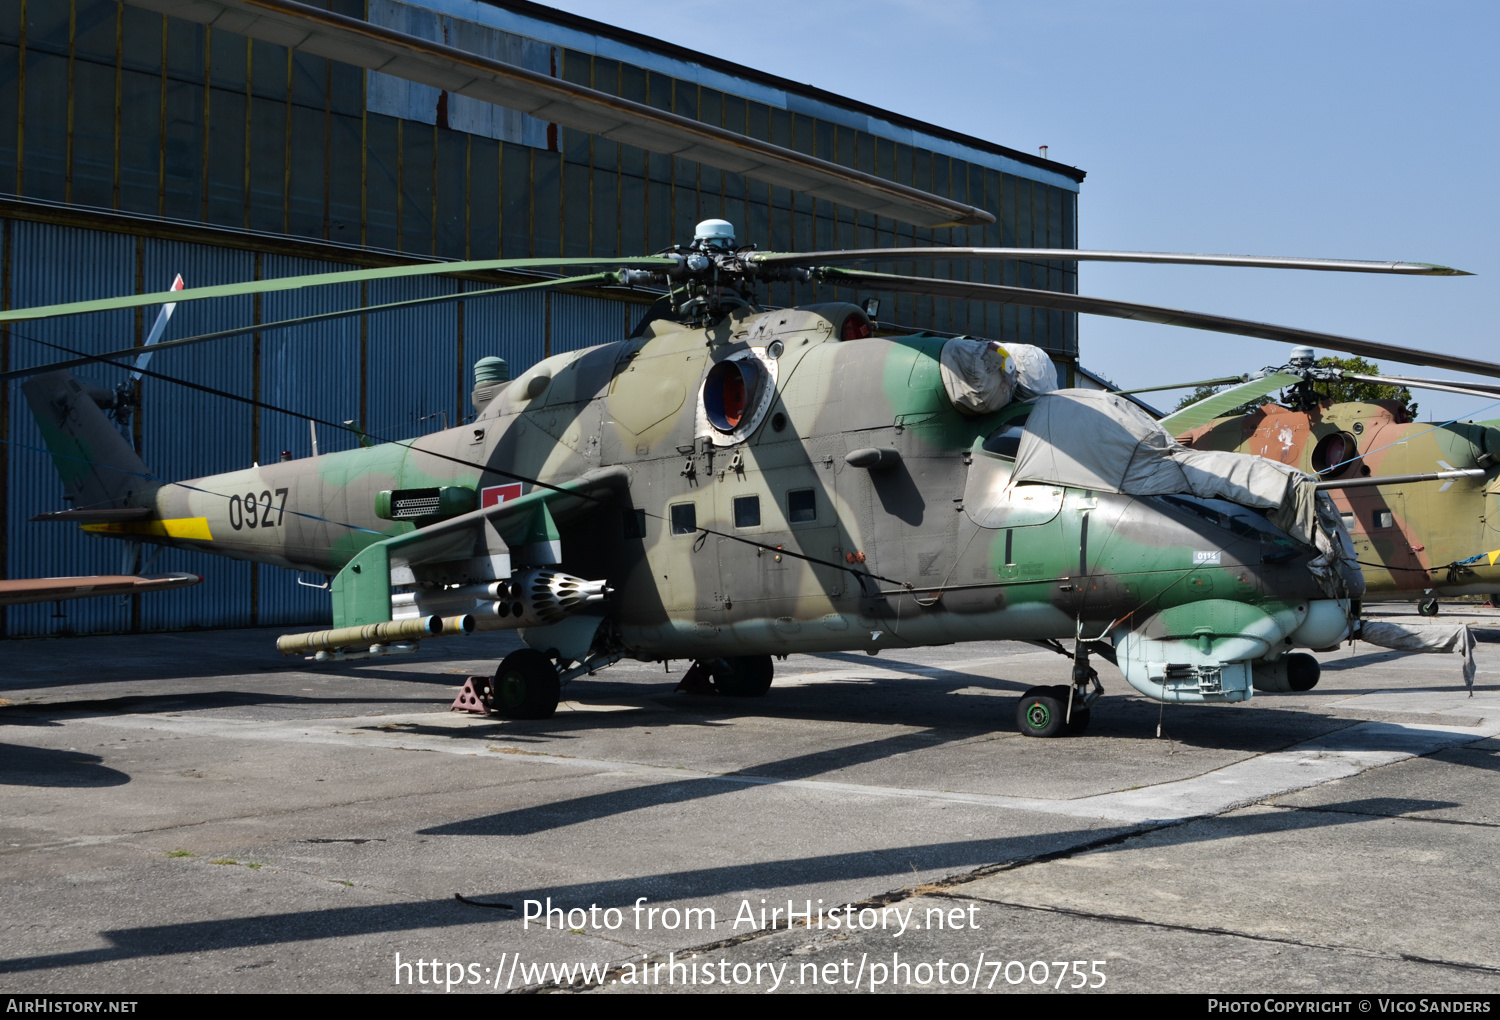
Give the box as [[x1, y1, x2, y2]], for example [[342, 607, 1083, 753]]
[[1418, 598, 1441, 617], [708, 655, 774, 697], [1017, 685, 1090, 737], [491, 648, 561, 719]]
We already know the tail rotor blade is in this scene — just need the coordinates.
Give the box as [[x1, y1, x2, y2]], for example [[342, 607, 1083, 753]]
[[131, 273, 184, 381]]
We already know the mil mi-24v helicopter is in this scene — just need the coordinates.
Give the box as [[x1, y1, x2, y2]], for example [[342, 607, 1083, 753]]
[[6, 214, 1490, 737], [1151, 352, 1500, 615]]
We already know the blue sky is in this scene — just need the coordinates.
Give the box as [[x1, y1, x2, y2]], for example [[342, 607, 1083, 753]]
[[542, 0, 1498, 421]]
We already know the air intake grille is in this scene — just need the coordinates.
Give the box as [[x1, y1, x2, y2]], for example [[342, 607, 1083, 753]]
[[391, 489, 441, 519]]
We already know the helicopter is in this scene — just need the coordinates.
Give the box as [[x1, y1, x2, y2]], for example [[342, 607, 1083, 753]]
[[8, 215, 1492, 738], [1154, 352, 1500, 615]]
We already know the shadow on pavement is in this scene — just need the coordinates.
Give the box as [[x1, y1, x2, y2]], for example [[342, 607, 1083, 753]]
[[0, 743, 130, 787]]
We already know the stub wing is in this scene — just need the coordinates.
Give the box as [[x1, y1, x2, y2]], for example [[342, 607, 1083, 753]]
[[331, 467, 630, 629], [0, 572, 201, 607]]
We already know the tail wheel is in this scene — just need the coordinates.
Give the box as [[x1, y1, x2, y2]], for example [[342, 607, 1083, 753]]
[[1017, 685, 1070, 738], [492, 649, 560, 719], [1418, 598, 1441, 617], [709, 655, 774, 697]]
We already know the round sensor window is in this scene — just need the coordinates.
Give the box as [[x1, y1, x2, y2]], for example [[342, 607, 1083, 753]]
[[1311, 431, 1359, 477], [703, 359, 764, 432]]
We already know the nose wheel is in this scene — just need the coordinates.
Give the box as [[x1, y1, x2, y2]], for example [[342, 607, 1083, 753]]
[[1016, 686, 1092, 737], [1017, 642, 1103, 737]]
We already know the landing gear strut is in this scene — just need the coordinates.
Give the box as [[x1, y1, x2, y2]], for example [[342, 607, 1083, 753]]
[[1017, 641, 1103, 737]]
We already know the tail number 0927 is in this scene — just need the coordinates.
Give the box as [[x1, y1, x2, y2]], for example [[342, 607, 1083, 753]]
[[228, 488, 289, 530]]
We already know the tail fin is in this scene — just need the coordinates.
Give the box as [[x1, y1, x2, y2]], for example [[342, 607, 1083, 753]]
[[22, 370, 153, 510]]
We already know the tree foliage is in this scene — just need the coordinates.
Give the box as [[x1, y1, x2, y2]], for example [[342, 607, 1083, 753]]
[[1308, 356, 1416, 415]]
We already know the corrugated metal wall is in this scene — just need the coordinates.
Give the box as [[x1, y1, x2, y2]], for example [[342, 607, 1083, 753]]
[[5, 221, 137, 637], [136, 240, 256, 633], [551, 292, 636, 355], [1, 220, 631, 637]]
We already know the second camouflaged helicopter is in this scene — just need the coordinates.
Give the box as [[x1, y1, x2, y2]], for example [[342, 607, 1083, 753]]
[[1158, 352, 1500, 614], [12, 219, 1492, 736]]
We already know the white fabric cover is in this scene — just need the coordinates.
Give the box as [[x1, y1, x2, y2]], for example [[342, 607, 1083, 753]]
[[1001, 342, 1059, 396], [938, 339, 1015, 415], [938, 339, 1057, 416]]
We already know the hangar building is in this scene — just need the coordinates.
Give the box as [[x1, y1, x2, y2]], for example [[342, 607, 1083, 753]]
[[0, 0, 1085, 636]]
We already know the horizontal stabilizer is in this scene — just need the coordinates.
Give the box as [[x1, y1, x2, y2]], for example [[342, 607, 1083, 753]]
[[0, 572, 201, 607], [30, 507, 155, 524]]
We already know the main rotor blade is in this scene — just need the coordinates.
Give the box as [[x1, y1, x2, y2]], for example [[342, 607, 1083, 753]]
[[758, 248, 1470, 275], [817, 268, 1500, 380], [1343, 373, 1500, 402], [0, 273, 623, 382], [1159, 373, 1303, 433], [0, 257, 667, 326], [1112, 375, 1251, 395], [126, 0, 997, 229]]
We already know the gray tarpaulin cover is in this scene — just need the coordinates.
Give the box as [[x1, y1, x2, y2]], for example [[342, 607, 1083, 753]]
[[939, 340, 1058, 416], [1011, 389, 1356, 593], [1013, 389, 1303, 508], [1357, 620, 1476, 692]]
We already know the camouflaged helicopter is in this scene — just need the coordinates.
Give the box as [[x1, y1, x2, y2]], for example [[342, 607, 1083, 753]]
[[1156, 352, 1500, 615], [9, 218, 1492, 737]]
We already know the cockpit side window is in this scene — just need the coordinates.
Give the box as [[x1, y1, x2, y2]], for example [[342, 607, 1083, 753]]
[[981, 413, 1029, 460]]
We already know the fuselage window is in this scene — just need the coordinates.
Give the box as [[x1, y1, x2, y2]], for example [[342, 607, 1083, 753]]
[[787, 488, 816, 523], [670, 502, 697, 535], [733, 495, 761, 528], [1374, 510, 1394, 529]]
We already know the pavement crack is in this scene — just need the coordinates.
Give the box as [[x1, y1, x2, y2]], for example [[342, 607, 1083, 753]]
[[932, 895, 1500, 976], [1397, 952, 1500, 975], [523, 826, 1172, 994], [1268, 803, 1500, 829], [454, 893, 515, 911]]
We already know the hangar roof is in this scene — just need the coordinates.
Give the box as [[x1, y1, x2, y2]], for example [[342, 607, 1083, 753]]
[[410, 0, 1087, 191]]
